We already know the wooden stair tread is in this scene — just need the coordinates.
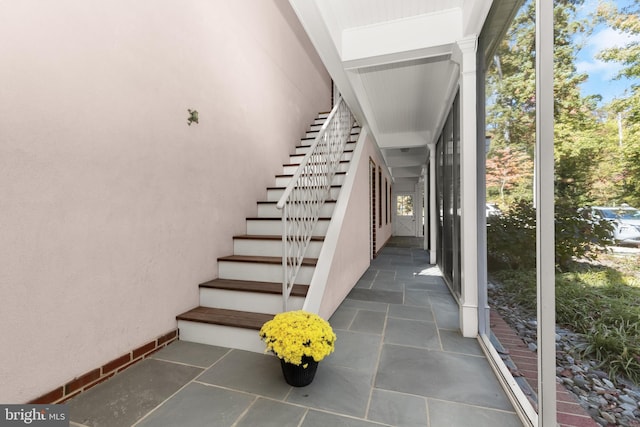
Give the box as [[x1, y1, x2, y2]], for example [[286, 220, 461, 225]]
[[301, 129, 361, 140], [257, 200, 335, 205], [304, 127, 360, 133], [299, 142, 358, 147], [177, 306, 274, 330], [276, 171, 346, 178], [233, 234, 324, 241], [283, 160, 350, 167], [218, 255, 318, 266], [246, 217, 331, 221], [199, 278, 308, 297], [267, 185, 342, 190], [290, 150, 353, 156]]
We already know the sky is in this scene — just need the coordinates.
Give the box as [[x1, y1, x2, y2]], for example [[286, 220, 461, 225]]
[[574, 0, 640, 105]]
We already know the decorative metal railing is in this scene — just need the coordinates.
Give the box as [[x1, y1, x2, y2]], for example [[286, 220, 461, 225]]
[[277, 97, 354, 311]]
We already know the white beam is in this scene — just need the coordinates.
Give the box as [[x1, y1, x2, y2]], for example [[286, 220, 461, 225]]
[[342, 46, 452, 71], [342, 10, 462, 63], [385, 158, 427, 168], [389, 167, 423, 178], [377, 131, 432, 149], [463, 0, 493, 37], [430, 61, 462, 146]]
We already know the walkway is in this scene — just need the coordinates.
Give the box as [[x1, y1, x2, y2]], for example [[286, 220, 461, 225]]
[[67, 237, 522, 427]]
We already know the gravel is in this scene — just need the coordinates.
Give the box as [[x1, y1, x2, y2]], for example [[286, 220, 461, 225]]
[[489, 281, 640, 427]]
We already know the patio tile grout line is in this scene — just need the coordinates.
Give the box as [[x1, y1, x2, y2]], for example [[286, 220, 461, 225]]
[[131, 375, 201, 427], [131, 347, 240, 427], [228, 395, 260, 427], [363, 302, 390, 423]]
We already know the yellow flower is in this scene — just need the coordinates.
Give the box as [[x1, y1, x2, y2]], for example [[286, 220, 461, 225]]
[[259, 310, 336, 366]]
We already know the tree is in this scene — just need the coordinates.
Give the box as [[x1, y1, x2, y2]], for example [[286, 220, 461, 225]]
[[486, 147, 534, 205], [486, 0, 601, 205], [596, 0, 640, 206], [586, 114, 627, 204]]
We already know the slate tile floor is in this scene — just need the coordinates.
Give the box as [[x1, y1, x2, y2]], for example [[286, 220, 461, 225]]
[[68, 237, 522, 427]]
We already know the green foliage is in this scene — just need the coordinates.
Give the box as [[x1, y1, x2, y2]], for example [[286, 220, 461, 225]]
[[554, 201, 614, 269], [594, 1, 640, 205], [587, 117, 628, 204], [487, 0, 594, 150], [490, 269, 536, 310], [490, 266, 640, 383], [486, 147, 534, 205], [486, 0, 606, 205], [561, 270, 640, 383], [579, 322, 640, 384], [596, 1, 640, 119], [554, 122, 602, 205], [619, 134, 640, 207], [487, 200, 537, 270], [486, 200, 612, 271]]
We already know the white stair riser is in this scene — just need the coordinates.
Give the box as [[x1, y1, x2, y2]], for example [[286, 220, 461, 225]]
[[178, 320, 265, 353], [309, 123, 358, 132], [290, 151, 353, 164], [218, 261, 314, 284], [245, 219, 330, 236], [266, 187, 341, 202], [199, 288, 304, 314], [282, 162, 349, 175], [257, 202, 335, 218], [305, 130, 360, 139], [296, 141, 356, 155], [234, 238, 323, 258], [275, 174, 345, 187]]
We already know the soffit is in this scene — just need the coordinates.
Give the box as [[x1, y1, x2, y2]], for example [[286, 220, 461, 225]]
[[289, 0, 516, 187]]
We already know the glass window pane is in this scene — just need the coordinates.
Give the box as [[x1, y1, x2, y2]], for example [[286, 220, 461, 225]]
[[396, 195, 414, 216]]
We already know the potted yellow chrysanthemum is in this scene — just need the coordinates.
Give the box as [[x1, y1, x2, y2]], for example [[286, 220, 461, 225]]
[[259, 310, 336, 386]]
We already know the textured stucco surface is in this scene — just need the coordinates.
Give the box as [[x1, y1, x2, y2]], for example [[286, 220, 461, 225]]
[[0, 0, 329, 402], [318, 132, 394, 319]]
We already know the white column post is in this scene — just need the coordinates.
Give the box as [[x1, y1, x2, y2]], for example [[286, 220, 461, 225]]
[[428, 142, 437, 264], [536, 0, 557, 424], [456, 36, 479, 338], [415, 181, 422, 237], [423, 166, 429, 252]]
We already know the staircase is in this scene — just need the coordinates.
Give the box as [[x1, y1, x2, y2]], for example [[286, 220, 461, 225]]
[[177, 111, 360, 353]]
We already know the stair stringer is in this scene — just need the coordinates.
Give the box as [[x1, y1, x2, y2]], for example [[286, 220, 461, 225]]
[[302, 126, 371, 318]]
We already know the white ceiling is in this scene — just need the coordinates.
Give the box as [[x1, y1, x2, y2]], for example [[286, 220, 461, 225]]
[[289, 0, 495, 188]]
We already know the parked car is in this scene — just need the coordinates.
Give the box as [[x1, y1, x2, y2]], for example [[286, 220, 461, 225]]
[[590, 206, 640, 247]]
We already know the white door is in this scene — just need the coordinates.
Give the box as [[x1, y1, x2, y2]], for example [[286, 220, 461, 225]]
[[394, 193, 416, 236]]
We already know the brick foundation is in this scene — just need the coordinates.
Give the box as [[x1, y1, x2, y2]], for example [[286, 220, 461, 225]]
[[28, 329, 178, 404], [490, 309, 597, 427]]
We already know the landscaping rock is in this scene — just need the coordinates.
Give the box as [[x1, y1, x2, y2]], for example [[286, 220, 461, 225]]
[[489, 280, 640, 426]]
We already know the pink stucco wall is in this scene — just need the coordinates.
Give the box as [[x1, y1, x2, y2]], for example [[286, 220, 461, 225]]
[[317, 130, 393, 319], [0, 0, 330, 403]]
